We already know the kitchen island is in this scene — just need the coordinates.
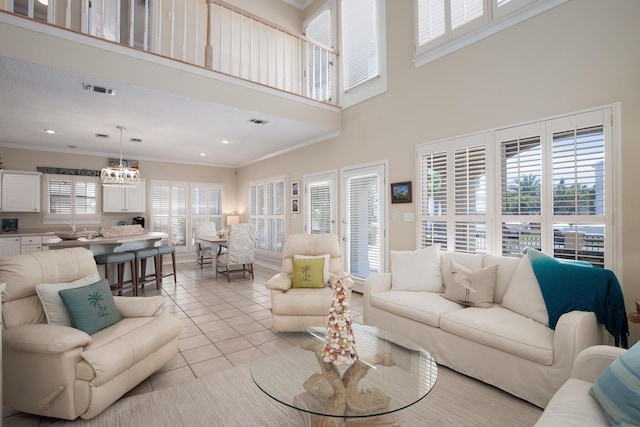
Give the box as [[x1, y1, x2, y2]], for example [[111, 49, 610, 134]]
[[42, 231, 167, 255]]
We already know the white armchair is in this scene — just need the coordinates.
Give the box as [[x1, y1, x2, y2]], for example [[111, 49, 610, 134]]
[[193, 222, 217, 269], [266, 233, 354, 332]]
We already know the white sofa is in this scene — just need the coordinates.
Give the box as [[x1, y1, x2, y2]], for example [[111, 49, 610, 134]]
[[0, 248, 181, 420], [534, 345, 626, 426], [363, 247, 610, 408]]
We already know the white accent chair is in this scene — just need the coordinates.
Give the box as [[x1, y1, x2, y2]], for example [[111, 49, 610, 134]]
[[216, 223, 256, 281], [193, 222, 217, 269], [266, 233, 354, 332]]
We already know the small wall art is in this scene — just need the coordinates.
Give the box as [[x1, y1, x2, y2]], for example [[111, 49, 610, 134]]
[[291, 181, 299, 197], [292, 198, 300, 214], [390, 181, 412, 204]]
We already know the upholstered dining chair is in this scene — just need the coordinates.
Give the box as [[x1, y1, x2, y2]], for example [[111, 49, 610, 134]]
[[193, 222, 218, 269], [266, 233, 354, 332], [216, 223, 256, 281]]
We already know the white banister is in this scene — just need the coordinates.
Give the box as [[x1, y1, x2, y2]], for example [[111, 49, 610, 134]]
[[1, 0, 338, 105]]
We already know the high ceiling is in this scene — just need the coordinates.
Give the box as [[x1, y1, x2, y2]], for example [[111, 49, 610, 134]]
[[0, 55, 338, 169]]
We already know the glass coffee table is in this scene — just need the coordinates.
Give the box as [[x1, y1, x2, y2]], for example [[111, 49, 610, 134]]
[[250, 324, 437, 426]]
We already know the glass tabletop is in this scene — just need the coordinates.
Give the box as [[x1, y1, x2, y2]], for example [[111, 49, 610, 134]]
[[250, 324, 437, 420]]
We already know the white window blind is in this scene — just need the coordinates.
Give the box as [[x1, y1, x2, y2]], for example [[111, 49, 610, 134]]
[[43, 174, 100, 223], [341, 0, 381, 91], [342, 163, 386, 280], [249, 175, 286, 255], [304, 171, 337, 234], [451, 0, 484, 30], [453, 143, 487, 253], [417, 0, 445, 46]]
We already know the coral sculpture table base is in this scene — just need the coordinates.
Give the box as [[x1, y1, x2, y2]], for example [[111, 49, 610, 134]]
[[294, 339, 399, 427]]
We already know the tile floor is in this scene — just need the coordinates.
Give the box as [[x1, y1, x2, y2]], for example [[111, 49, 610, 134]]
[[3, 262, 364, 426]]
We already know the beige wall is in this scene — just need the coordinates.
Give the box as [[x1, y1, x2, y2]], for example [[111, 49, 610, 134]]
[[237, 0, 640, 343], [0, 147, 236, 231]]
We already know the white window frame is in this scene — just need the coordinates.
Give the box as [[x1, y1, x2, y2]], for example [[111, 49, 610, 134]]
[[249, 175, 287, 256], [416, 104, 621, 273], [339, 0, 387, 108], [191, 182, 224, 234], [42, 174, 101, 225], [414, 0, 567, 67], [303, 0, 337, 103]]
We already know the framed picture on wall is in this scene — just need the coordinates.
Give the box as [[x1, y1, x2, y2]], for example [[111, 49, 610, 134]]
[[292, 198, 300, 214], [391, 181, 412, 203], [291, 181, 299, 197]]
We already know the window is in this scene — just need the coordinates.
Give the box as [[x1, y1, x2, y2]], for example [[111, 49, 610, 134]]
[[191, 184, 224, 231], [304, 171, 337, 234], [149, 181, 188, 247], [340, 0, 387, 107], [43, 174, 100, 224], [414, 0, 567, 66], [417, 106, 618, 270], [249, 175, 286, 255], [341, 162, 387, 281], [304, 1, 336, 102]]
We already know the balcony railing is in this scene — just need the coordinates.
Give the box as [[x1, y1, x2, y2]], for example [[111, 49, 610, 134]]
[[3, 0, 338, 105]]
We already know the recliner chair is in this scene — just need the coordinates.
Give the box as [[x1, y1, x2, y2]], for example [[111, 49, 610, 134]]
[[266, 233, 354, 332]]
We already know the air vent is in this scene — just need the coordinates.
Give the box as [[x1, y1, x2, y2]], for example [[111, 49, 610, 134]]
[[83, 83, 116, 95], [130, 138, 142, 143], [248, 118, 269, 125], [95, 133, 110, 139]]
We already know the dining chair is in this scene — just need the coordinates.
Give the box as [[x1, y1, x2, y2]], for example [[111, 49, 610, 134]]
[[193, 222, 217, 269], [216, 223, 256, 282]]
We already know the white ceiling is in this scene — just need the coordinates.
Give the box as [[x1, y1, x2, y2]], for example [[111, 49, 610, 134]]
[[0, 55, 338, 169]]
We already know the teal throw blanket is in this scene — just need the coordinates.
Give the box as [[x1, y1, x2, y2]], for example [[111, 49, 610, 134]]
[[524, 248, 629, 348]]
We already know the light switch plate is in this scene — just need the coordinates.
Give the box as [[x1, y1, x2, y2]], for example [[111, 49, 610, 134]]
[[403, 212, 414, 222]]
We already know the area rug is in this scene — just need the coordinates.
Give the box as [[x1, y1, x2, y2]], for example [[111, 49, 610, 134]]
[[55, 364, 542, 427]]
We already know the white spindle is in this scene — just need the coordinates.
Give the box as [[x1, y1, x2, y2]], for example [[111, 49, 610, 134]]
[[128, 0, 134, 46], [194, 1, 199, 65], [65, 0, 71, 29], [182, 0, 187, 61], [170, 0, 175, 58], [144, 0, 149, 51], [239, 14, 243, 79], [115, 0, 121, 43], [27, 0, 33, 19], [229, 9, 233, 75], [219, 5, 224, 71], [156, 0, 162, 54]]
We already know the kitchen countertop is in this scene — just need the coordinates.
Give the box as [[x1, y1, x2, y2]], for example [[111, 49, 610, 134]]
[[42, 232, 167, 247]]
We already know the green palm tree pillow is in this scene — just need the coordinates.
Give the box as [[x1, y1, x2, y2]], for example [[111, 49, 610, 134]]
[[58, 279, 123, 335], [292, 257, 325, 288]]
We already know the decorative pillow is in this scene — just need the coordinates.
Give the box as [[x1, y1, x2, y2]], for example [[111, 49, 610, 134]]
[[292, 257, 326, 288], [590, 342, 640, 426], [443, 261, 498, 307], [500, 253, 549, 326], [294, 254, 331, 284], [391, 244, 442, 292], [58, 279, 123, 335], [36, 273, 102, 326]]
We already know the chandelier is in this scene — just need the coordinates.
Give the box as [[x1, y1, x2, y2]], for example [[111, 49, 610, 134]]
[[101, 126, 140, 187]]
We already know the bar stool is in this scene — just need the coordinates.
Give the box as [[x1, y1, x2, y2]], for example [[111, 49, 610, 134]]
[[94, 252, 137, 296], [155, 245, 177, 286], [128, 248, 160, 293]]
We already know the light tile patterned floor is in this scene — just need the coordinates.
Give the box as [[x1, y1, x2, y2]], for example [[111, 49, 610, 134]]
[[3, 263, 364, 426]]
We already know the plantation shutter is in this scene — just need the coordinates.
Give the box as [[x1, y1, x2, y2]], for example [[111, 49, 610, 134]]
[[171, 185, 187, 246], [191, 184, 223, 231], [249, 176, 285, 254], [74, 179, 98, 215], [44, 175, 100, 222], [450, 0, 484, 30], [417, 0, 445, 46], [341, 0, 380, 90], [150, 182, 187, 247], [497, 124, 543, 257], [418, 151, 448, 248], [47, 176, 72, 216], [453, 143, 487, 253]]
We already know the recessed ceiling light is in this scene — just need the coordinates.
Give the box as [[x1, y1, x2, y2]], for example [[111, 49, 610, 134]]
[[44, 129, 56, 134], [221, 139, 231, 144], [200, 153, 207, 156]]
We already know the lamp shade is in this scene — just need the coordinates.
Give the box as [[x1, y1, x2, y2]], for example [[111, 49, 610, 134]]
[[227, 215, 240, 226]]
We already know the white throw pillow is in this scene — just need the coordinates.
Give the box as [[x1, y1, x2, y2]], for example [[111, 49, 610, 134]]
[[36, 273, 102, 326], [500, 254, 549, 326], [391, 244, 442, 292], [443, 261, 498, 308], [293, 254, 330, 284]]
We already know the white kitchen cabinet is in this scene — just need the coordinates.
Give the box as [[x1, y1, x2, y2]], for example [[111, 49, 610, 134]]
[[102, 180, 146, 213], [20, 236, 42, 254], [1, 171, 41, 212], [0, 236, 21, 257]]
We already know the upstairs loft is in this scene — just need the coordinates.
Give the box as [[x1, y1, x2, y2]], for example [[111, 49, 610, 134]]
[[0, 0, 342, 167]]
